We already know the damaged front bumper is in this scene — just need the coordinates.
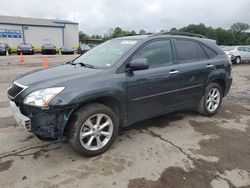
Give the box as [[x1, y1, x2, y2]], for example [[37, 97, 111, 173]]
[[10, 101, 31, 130], [10, 101, 76, 141]]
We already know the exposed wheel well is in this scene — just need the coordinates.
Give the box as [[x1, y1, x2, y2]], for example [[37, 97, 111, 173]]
[[63, 97, 122, 136], [212, 79, 226, 96]]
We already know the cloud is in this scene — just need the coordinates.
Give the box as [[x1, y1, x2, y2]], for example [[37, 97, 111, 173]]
[[0, 0, 249, 35]]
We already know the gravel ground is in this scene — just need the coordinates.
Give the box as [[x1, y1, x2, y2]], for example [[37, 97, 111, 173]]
[[0, 55, 249, 188]]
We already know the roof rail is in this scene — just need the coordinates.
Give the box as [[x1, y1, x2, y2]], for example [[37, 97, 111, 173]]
[[150, 31, 206, 38]]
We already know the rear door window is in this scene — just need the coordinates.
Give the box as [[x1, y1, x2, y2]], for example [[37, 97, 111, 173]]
[[237, 47, 245, 52], [175, 39, 208, 62], [244, 47, 250, 52]]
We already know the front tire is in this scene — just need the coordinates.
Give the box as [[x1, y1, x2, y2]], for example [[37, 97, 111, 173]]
[[68, 103, 119, 157], [197, 83, 223, 116]]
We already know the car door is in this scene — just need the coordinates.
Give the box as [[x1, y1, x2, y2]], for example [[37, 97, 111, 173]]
[[172, 38, 214, 106], [237, 47, 247, 61], [244, 47, 250, 60], [126, 39, 186, 124]]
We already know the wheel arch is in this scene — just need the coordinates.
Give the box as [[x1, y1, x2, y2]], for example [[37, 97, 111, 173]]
[[209, 78, 226, 97], [63, 96, 124, 136]]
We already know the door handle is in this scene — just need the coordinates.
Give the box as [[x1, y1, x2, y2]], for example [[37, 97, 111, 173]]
[[206, 64, 214, 68], [169, 70, 179, 75]]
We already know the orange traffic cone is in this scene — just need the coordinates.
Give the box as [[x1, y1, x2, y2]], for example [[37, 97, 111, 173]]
[[43, 57, 48, 68], [20, 53, 24, 63]]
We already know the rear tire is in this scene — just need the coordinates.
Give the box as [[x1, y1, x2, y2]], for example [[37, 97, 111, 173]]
[[235, 56, 241, 64], [197, 83, 223, 116], [68, 103, 119, 157]]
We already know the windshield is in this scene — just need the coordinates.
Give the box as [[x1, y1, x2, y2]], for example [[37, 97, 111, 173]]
[[73, 39, 138, 68], [20, 44, 32, 47], [43, 44, 54, 47], [221, 46, 236, 51]]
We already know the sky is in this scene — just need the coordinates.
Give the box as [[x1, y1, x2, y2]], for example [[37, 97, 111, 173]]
[[0, 0, 250, 35]]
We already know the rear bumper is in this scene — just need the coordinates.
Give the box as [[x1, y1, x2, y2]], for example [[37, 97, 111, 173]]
[[61, 51, 74, 55], [18, 50, 34, 54], [0, 50, 6, 55], [42, 49, 56, 54], [224, 77, 232, 97]]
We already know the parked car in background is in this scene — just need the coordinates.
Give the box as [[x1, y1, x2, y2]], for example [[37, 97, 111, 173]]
[[221, 46, 250, 64], [61, 46, 74, 55], [17, 43, 34, 55], [8, 33, 232, 156], [0, 43, 11, 55], [41, 43, 56, 54], [77, 44, 91, 54]]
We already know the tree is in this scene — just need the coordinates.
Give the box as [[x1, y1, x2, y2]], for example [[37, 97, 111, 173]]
[[214, 28, 234, 45], [230, 22, 250, 34], [130, 30, 137, 35], [230, 23, 250, 45], [112, 27, 123, 38], [246, 37, 250, 45], [139, 29, 146, 35], [79, 31, 89, 40], [170, 27, 178, 32], [179, 23, 208, 36]]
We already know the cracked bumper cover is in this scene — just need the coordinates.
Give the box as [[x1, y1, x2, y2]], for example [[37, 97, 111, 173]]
[[11, 101, 75, 140], [10, 101, 31, 130]]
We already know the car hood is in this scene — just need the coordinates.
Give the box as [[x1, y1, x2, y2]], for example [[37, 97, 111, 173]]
[[15, 64, 104, 88]]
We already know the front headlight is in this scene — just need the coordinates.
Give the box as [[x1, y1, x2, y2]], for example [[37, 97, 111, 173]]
[[23, 87, 64, 108]]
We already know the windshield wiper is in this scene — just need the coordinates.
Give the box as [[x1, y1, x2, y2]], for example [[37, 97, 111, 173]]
[[71, 62, 96, 69]]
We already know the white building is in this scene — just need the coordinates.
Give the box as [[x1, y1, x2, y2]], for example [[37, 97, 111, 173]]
[[0, 15, 79, 50]]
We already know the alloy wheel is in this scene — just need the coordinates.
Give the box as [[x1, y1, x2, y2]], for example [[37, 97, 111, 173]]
[[79, 113, 113, 151], [206, 88, 221, 112]]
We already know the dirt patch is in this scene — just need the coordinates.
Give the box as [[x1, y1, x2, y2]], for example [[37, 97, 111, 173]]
[[20, 135, 35, 142], [0, 116, 16, 128], [128, 117, 249, 188], [189, 119, 250, 173], [244, 76, 250, 81], [0, 160, 13, 172], [0, 101, 9, 108], [0, 74, 17, 83], [122, 114, 184, 132], [129, 100, 250, 188], [0, 142, 61, 160], [213, 102, 250, 121]]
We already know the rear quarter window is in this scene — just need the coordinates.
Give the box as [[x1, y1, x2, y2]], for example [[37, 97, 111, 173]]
[[201, 44, 217, 59]]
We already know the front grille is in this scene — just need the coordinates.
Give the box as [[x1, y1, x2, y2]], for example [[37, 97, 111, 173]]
[[7, 83, 24, 99]]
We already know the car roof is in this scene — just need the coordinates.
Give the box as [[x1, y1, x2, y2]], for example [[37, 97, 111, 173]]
[[115, 34, 224, 55], [19, 43, 32, 45], [116, 35, 149, 40], [116, 34, 215, 43]]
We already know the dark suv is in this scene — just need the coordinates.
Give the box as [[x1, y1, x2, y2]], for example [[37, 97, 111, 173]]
[[8, 33, 232, 156]]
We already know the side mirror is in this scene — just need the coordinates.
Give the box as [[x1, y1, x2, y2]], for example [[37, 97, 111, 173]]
[[129, 58, 149, 71]]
